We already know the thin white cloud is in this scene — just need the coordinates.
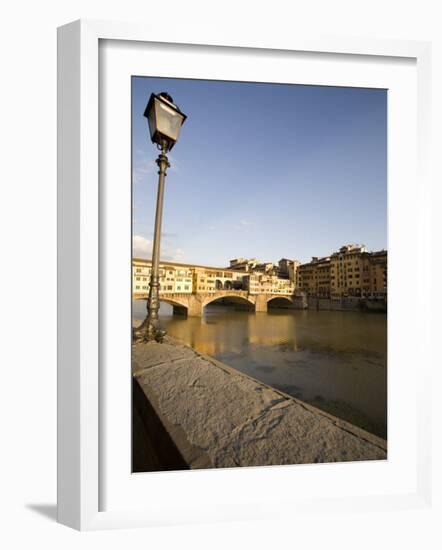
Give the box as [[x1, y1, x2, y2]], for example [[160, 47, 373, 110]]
[[171, 248, 185, 261], [132, 235, 185, 262], [132, 235, 153, 258], [132, 152, 180, 184], [167, 153, 179, 173], [132, 160, 157, 185]]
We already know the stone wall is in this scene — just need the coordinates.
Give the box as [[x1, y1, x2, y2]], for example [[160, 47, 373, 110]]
[[294, 296, 386, 312]]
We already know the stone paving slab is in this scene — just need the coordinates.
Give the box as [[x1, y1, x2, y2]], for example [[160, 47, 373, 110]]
[[132, 338, 196, 374], [133, 336, 387, 469]]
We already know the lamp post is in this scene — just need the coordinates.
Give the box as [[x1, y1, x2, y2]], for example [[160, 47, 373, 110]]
[[134, 92, 187, 343]]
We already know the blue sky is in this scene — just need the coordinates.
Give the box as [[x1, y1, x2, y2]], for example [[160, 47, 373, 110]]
[[132, 77, 387, 266]]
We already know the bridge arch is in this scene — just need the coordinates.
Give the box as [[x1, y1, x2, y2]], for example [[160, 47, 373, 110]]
[[157, 296, 191, 316], [202, 292, 255, 311], [266, 295, 294, 309], [158, 297, 189, 309], [133, 293, 190, 309]]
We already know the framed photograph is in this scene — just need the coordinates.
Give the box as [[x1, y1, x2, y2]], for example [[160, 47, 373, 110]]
[[57, 20, 432, 530]]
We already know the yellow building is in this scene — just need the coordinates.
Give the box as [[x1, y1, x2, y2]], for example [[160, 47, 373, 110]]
[[298, 256, 331, 298], [330, 244, 387, 298], [132, 258, 193, 297], [244, 273, 295, 296], [330, 244, 366, 298], [278, 258, 300, 283], [132, 259, 151, 295], [132, 258, 297, 298], [192, 266, 245, 293], [297, 245, 388, 299], [363, 250, 387, 298], [133, 259, 250, 296], [229, 258, 259, 271], [134, 250, 386, 301]]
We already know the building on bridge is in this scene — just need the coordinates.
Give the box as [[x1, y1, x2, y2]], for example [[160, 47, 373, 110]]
[[133, 258, 250, 297], [132, 258, 296, 299], [133, 259, 194, 294], [192, 265, 245, 293], [243, 272, 295, 296], [229, 257, 301, 280], [132, 258, 306, 316], [278, 258, 301, 281], [229, 257, 259, 272]]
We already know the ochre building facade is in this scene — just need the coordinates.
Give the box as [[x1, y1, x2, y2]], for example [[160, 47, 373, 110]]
[[132, 258, 296, 298], [298, 244, 387, 299], [133, 245, 387, 302]]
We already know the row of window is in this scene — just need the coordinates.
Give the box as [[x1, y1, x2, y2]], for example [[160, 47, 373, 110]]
[[134, 266, 193, 276], [134, 284, 190, 291]]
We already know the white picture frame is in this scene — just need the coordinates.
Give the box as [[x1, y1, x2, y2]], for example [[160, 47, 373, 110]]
[[57, 19, 432, 531]]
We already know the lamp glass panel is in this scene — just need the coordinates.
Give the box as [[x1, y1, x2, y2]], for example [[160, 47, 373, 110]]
[[147, 106, 157, 142], [154, 99, 185, 142]]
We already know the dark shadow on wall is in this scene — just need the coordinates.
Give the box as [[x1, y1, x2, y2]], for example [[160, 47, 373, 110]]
[[132, 378, 189, 473]]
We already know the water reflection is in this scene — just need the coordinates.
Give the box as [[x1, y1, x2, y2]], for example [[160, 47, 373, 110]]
[[133, 301, 387, 438]]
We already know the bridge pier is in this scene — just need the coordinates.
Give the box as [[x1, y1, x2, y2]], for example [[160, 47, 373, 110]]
[[254, 294, 268, 313], [187, 295, 203, 317]]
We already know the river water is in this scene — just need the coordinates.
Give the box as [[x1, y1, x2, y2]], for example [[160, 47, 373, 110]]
[[133, 301, 387, 439]]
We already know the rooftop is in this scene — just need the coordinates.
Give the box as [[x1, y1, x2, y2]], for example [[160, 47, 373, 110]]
[[133, 257, 254, 274]]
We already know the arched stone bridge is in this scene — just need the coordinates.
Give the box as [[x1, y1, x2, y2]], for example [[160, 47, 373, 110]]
[[134, 290, 295, 317]]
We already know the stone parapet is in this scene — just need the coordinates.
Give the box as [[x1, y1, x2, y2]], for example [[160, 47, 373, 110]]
[[133, 337, 387, 471]]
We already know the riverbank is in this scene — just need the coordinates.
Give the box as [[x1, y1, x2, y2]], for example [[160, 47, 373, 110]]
[[292, 295, 387, 312], [133, 336, 387, 471]]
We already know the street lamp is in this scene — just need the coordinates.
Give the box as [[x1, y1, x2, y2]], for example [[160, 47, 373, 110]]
[[134, 92, 187, 343]]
